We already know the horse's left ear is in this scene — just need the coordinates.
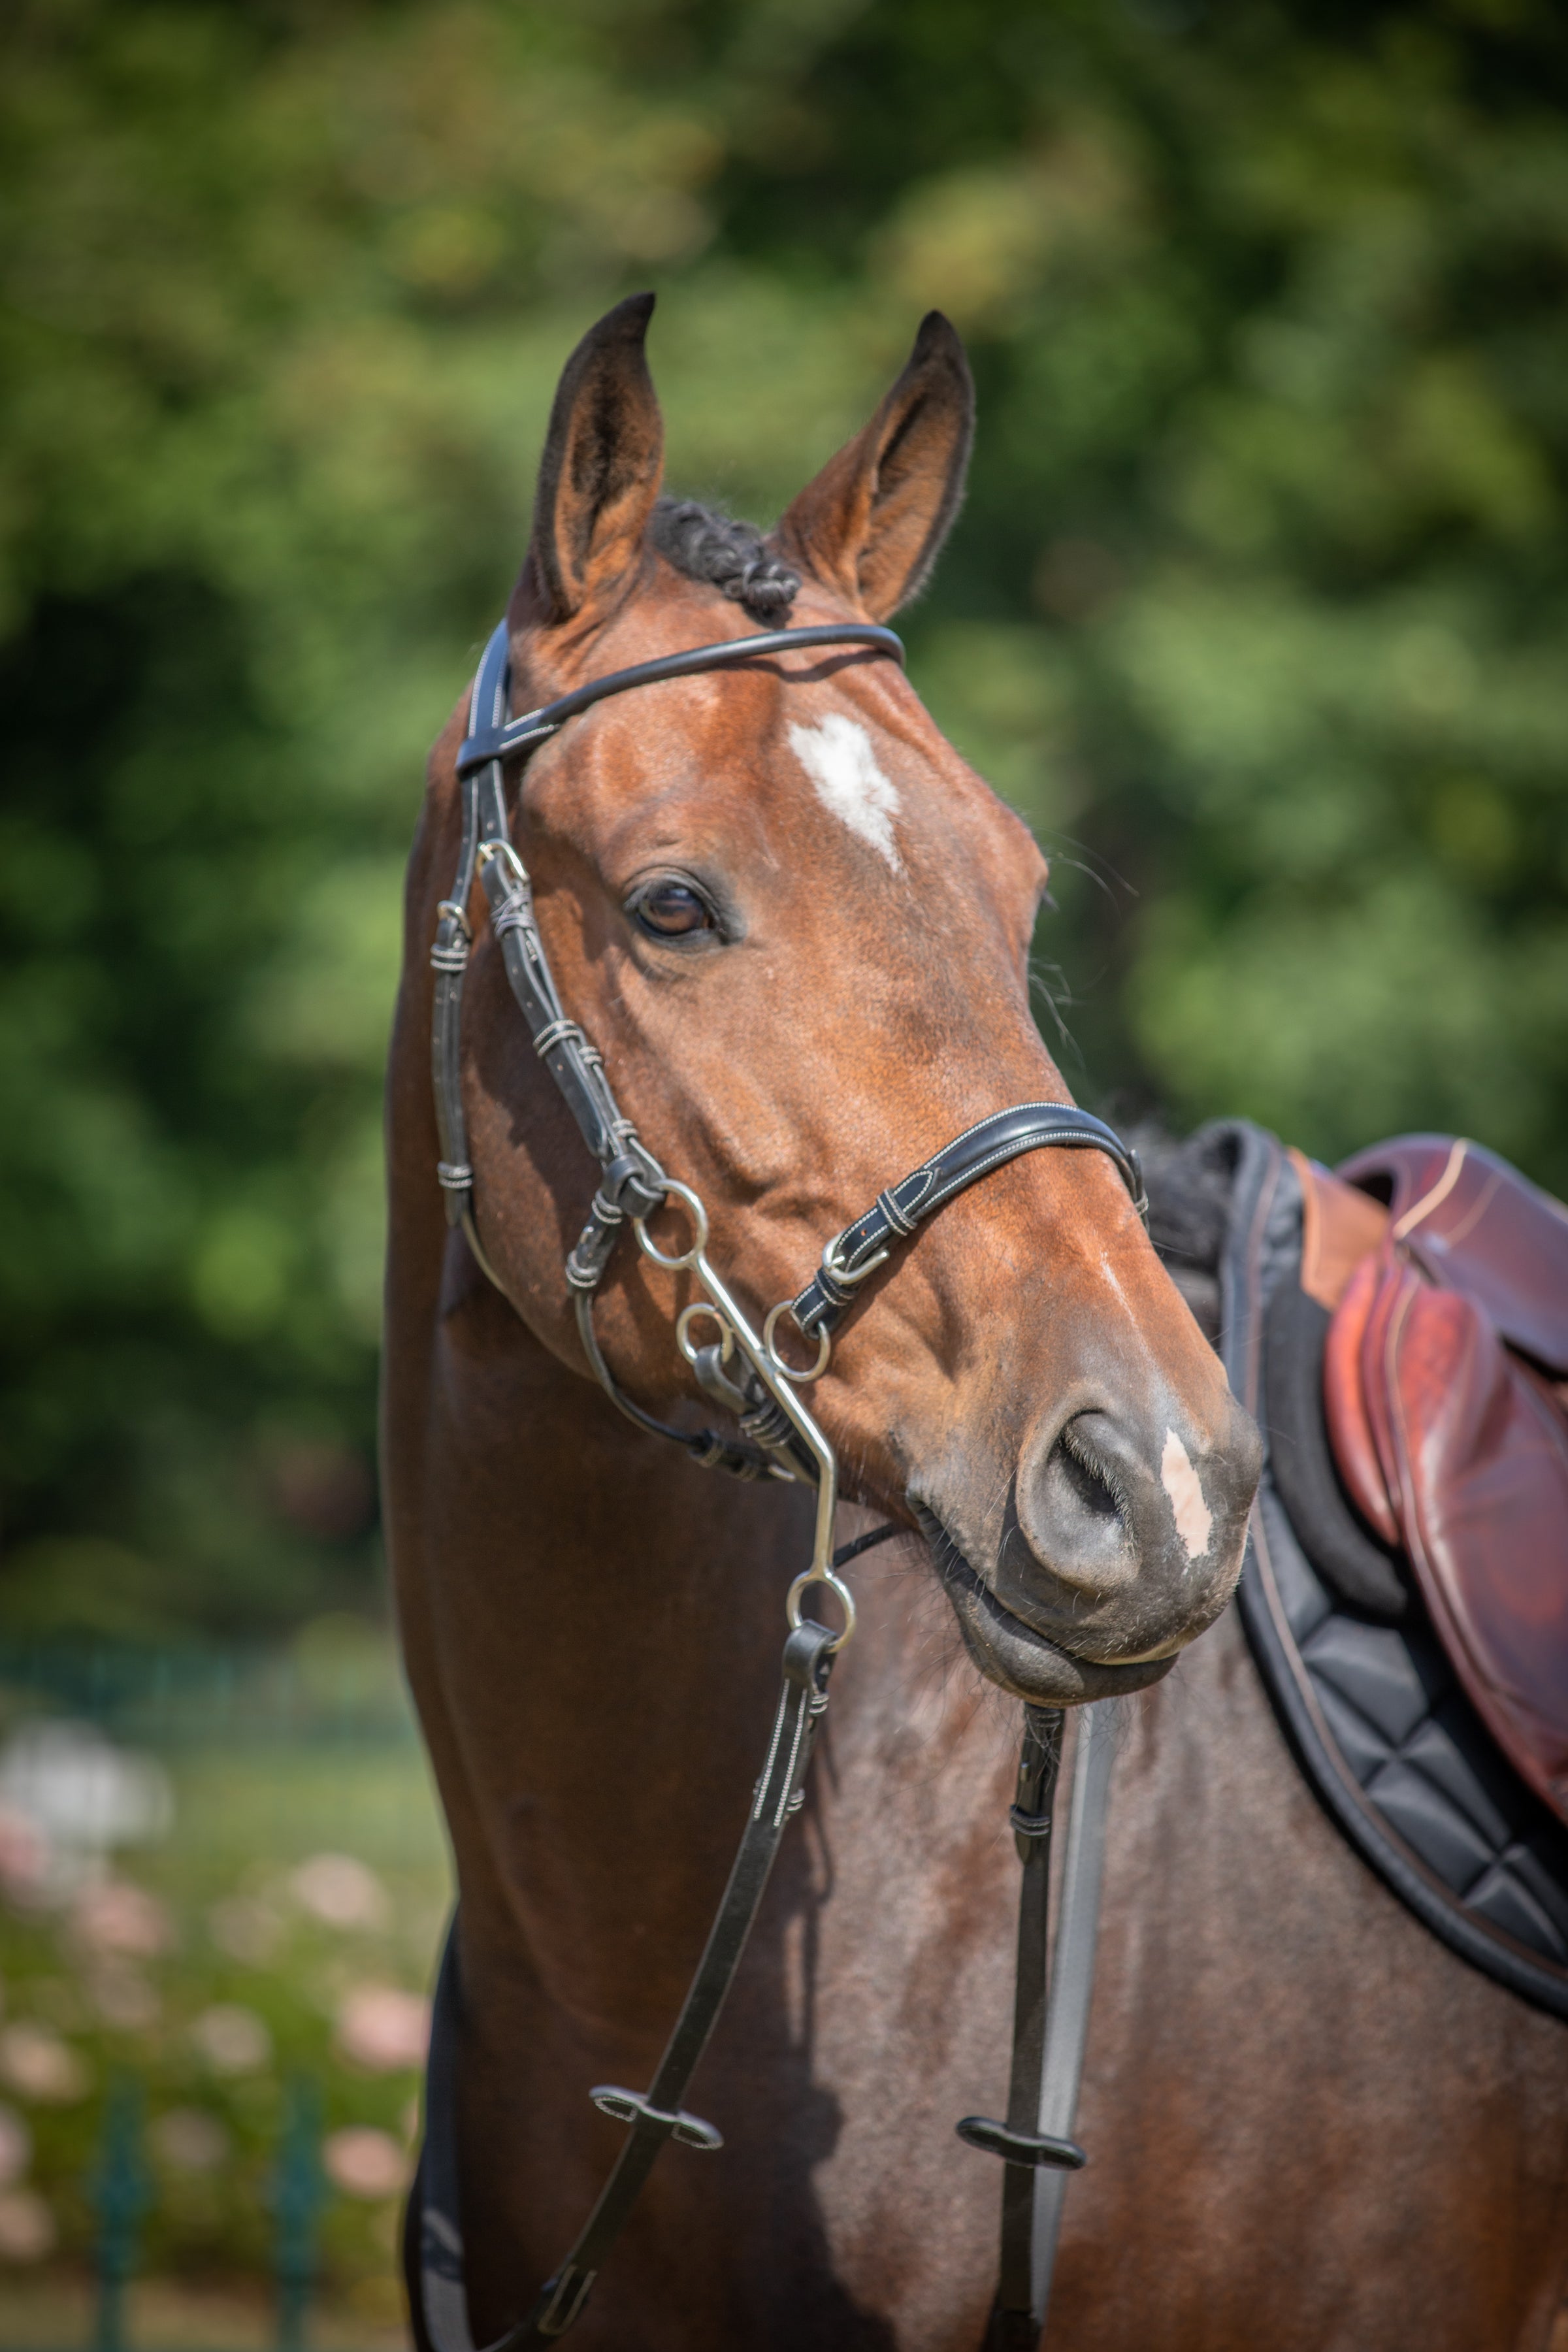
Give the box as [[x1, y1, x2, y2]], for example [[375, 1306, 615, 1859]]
[[773, 312, 974, 619]]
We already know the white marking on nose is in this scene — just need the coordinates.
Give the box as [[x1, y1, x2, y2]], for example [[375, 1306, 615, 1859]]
[[787, 715, 902, 871], [1160, 1429, 1213, 1565]]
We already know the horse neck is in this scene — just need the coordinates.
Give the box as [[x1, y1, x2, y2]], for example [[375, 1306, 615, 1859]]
[[387, 1226, 819, 2023]]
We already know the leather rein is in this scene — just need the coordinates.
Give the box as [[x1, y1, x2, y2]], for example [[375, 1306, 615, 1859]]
[[419, 613, 1144, 2345]]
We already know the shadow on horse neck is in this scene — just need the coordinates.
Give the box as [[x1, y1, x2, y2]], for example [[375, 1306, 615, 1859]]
[[382, 297, 1264, 2347]]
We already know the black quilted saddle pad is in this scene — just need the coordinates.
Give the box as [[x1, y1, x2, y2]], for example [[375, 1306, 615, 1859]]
[[1215, 1119, 1568, 2019]]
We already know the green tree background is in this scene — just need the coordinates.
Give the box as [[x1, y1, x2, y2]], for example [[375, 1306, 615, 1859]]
[[3, 0, 1565, 1639]]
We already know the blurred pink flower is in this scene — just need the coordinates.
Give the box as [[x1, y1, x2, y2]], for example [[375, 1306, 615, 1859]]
[[321, 2125, 407, 2200], [335, 1985, 431, 2074], [71, 1880, 174, 1959], [0, 2187, 54, 2262], [0, 2025, 90, 2104], [290, 1854, 389, 1932], [191, 2004, 271, 2075], [0, 2105, 30, 2187], [0, 1808, 50, 1908]]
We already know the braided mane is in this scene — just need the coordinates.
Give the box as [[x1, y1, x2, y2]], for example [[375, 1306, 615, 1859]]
[[650, 498, 800, 623]]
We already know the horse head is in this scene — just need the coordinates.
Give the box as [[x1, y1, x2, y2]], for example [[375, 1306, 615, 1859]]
[[406, 293, 1261, 1706]]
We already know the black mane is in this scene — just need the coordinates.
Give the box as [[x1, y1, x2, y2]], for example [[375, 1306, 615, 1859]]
[[1135, 1122, 1243, 1346], [650, 497, 800, 623]]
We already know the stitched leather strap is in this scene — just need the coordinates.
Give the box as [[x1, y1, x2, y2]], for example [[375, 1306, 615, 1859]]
[[958, 1702, 1114, 2349], [791, 1106, 1148, 1337], [956, 1707, 1079, 2334], [1028, 1704, 1115, 2340]]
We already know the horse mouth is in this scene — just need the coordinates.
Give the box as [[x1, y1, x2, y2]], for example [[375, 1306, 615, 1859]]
[[914, 1505, 1178, 1706]]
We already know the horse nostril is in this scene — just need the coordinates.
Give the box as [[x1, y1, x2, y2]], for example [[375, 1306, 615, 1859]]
[[1054, 1421, 1126, 1527], [1022, 1412, 1135, 1591]]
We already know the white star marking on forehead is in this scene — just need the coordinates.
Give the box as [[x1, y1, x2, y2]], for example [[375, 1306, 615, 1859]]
[[787, 714, 903, 872]]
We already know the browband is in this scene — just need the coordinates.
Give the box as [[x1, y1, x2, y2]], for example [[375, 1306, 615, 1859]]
[[791, 1105, 1148, 1337], [457, 623, 905, 777]]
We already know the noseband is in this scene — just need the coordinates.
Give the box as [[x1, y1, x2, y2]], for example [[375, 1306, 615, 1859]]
[[420, 613, 1146, 2344]]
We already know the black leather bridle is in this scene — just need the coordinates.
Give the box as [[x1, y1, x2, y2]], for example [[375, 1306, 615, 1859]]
[[417, 613, 1146, 2346]]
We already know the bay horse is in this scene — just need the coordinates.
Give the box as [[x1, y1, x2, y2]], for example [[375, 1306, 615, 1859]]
[[380, 292, 1562, 2352]]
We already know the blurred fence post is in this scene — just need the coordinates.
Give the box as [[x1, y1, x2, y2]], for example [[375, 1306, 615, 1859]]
[[273, 2074, 327, 2352], [89, 2075, 150, 2352]]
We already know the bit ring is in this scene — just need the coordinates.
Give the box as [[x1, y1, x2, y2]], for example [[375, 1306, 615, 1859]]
[[762, 1301, 832, 1384], [634, 1180, 710, 1272], [786, 1567, 857, 1651], [676, 1302, 734, 1367]]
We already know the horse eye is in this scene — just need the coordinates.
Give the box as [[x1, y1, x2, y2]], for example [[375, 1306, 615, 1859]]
[[634, 881, 713, 939]]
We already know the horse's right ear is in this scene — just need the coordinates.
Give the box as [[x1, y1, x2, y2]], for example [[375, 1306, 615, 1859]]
[[521, 293, 665, 627], [773, 313, 974, 619]]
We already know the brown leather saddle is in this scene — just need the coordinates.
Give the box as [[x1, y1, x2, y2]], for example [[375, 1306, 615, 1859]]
[[1210, 1120, 1568, 2016], [1301, 1137, 1568, 1827]]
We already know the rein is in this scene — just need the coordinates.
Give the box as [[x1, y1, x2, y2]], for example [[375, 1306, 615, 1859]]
[[419, 613, 1140, 2344]]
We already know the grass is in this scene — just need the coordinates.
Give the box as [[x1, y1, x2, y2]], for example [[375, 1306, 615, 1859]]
[[0, 2274, 408, 2351]]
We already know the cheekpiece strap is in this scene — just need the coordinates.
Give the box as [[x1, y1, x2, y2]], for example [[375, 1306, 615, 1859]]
[[431, 617, 906, 1271], [791, 1104, 1148, 1337]]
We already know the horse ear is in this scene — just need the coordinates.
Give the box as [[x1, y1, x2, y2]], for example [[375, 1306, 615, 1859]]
[[523, 293, 665, 626], [774, 313, 974, 619]]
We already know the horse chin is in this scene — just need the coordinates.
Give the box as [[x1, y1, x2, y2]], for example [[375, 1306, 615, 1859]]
[[926, 1522, 1178, 1707]]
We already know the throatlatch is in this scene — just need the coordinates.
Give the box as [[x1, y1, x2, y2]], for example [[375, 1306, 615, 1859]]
[[421, 611, 1143, 2342]]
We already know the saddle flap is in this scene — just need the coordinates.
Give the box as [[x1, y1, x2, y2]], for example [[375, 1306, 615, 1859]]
[[1318, 1134, 1568, 1827], [1322, 1249, 1400, 1549], [1364, 1258, 1568, 1823], [1337, 1135, 1568, 1377]]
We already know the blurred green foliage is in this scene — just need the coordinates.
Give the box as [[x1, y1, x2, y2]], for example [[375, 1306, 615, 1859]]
[[2, 0, 1565, 1635]]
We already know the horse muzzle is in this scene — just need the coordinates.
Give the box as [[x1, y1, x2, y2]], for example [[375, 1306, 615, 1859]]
[[915, 1386, 1261, 1705]]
